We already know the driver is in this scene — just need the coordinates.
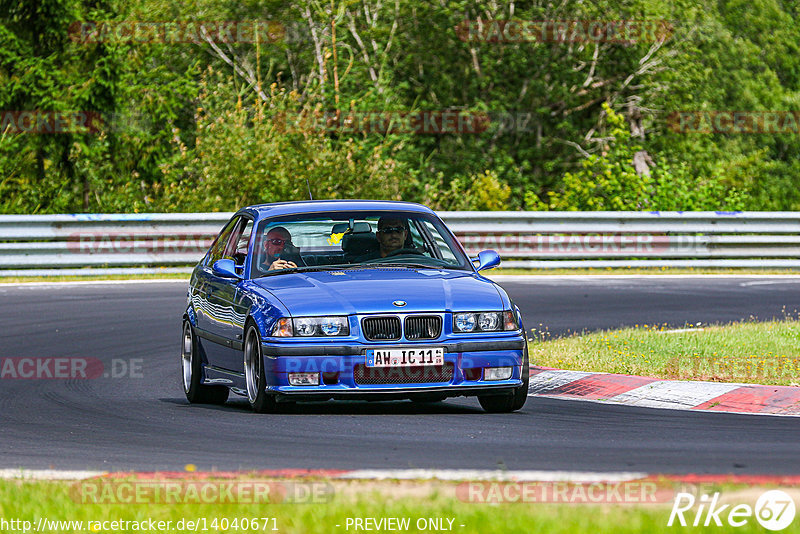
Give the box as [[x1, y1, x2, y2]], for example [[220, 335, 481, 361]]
[[347, 216, 415, 263], [261, 226, 302, 271], [375, 216, 409, 258]]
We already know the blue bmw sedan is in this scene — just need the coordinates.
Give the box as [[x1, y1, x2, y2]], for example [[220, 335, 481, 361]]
[[182, 200, 529, 413]]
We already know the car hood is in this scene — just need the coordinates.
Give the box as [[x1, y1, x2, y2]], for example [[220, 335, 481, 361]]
[[250, 268, 504, 316]]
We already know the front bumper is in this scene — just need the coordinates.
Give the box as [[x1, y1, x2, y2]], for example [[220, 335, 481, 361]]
[[260, 337, 525, 397]]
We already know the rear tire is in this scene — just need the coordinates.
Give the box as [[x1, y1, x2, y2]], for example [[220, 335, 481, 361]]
[[244, 324, 278, 413], [182, 321, 229, 405], [478, 333, 529, 413]]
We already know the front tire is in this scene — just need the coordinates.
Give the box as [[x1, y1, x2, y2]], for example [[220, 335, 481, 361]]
[[409, 393, 448, 403], [182, 321, 229, 405], [244, 324, 278, 413], [478, 334, 530, 413]]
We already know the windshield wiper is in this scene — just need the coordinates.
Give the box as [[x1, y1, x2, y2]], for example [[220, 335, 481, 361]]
[[297, 264, 369, 272], [361, 262, 439, 269], [260, 264, 365, 277], [260, 262, 441, 277]]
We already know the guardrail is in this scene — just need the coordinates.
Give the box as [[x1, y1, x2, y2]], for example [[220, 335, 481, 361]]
[[1, 211, 799, 275]]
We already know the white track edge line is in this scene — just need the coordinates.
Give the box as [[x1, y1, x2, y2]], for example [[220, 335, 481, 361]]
[[0, 279, 187, 287], [0, 468, 648, 482]]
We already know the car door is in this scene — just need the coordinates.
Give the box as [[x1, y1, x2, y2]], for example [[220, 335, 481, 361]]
[[203, 216, 254, 372], [194, 216, 242, 369]]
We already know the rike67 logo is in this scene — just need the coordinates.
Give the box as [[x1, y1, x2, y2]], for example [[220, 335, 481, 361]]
[[668, 490, 796, 530]]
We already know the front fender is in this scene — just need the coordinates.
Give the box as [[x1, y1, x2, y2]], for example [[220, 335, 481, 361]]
[[246, 307, 274, 340], [240, 281, 291, 341]]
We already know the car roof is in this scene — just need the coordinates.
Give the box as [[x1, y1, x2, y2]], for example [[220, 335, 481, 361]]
[[239, 200, 436, 220]]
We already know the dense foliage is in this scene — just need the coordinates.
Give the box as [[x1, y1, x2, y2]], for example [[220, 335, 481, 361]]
[[1, 0, 799, 213]]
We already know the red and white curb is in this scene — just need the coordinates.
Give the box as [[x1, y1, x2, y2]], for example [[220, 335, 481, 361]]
[[529, 367, 800, 416]]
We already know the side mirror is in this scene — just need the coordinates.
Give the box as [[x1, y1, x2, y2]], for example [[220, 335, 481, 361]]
[[212, 258, 242, 279], [473, 249, 501, 271]]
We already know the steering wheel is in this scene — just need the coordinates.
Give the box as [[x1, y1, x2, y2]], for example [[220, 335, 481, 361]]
[[384, 247, 425, 257]]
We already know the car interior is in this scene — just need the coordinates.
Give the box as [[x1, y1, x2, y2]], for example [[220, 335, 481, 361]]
[[337, 221, 380, 261], [252, 217, 437, 272]]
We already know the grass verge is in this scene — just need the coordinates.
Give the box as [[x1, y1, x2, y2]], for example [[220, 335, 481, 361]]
[[0, 478, 795, 534], [529, 318, 800, 385]]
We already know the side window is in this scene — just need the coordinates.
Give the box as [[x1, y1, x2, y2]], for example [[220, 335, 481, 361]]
[[422, 220, 458, 263], [206, 217, 241, 265], [233, 218, 254, 268], [407, 222, 429, 253]]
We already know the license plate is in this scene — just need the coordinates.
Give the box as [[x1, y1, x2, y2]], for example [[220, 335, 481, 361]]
[[365, 347, 444, 367]]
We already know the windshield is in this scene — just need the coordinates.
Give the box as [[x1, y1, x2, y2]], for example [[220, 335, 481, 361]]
[[250, 211, 471, 278]]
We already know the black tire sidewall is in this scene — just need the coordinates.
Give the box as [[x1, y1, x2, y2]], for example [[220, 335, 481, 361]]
[[246, 324, 275, 413], [183, 321, 203, 399], [184, 321, 229, 405], [478, 325, 529, 413], [510, 335, 530, 410]]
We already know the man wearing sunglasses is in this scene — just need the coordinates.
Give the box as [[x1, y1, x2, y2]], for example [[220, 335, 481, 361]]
[[262, 226, 302, 271], [348, 216, 410, 262], [375, 217, 410, 258]]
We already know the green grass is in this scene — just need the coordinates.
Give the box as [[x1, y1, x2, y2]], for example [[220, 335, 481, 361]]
[[0, 478, 794, 534], [530, 318, 800, 385]]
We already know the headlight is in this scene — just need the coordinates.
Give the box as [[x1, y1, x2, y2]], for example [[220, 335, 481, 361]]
[[319, 317, 347, 336], [454, 313, 477, 332], [478, 312, 500, 331], [271, 316, 350, 337], [453, 311, 518, 333], [294, 318, 318, 336]]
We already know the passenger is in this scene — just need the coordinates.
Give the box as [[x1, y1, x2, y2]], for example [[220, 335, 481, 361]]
[[261, 226, 302, 271]]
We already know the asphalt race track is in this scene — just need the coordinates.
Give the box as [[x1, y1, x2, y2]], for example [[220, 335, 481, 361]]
[[494, 275, 800, 337], [1, 276, 799, 474]]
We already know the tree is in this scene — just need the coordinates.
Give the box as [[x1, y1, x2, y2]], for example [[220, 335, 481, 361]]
[[528, 104, 745, 210]]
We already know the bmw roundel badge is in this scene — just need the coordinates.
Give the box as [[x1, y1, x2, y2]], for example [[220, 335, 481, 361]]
[[393, 300, 407, 307]]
